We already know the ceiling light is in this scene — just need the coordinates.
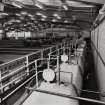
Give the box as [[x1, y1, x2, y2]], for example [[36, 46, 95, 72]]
[[16, 13, 21, 16], [64, 20, 68, 23], [21, 11, 27, 15], [53, 13, 58, 17], [53, 13, 61, 19], [17, 20, 21, 23], [0, 12, 8, 16], [11, 27, 14, 29], [57, 16, 61, 19], [28, 14, 33, 17], [35, 2, 43, 9], [12, 2, 22, 8], [15, 0, 23, 2], [31, 17, 35, 20], [62, 5, 68, 10], [36, 12, 42, 16], [42, 15, 47, 18], [41, 18, 45, 21], [52, 19, 56, 22], [24, 24, 27, 26]]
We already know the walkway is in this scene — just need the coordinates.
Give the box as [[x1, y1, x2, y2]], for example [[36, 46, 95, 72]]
[[80, 38, 100, 105]]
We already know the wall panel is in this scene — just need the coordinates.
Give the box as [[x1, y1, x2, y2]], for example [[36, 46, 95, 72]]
[[91, 19, 105, 101]]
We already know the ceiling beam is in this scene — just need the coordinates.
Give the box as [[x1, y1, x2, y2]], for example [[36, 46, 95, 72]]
[[68, 0, 103, 6], [75, 19, 93, 25]]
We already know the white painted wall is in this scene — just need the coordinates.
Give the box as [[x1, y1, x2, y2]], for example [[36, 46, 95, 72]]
[[91, 19, 105, 101]]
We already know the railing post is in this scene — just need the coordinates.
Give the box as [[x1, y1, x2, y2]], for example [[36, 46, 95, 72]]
[[50, 47, 52, 54], [57, 56, 60, 85], [56, 45, 59, 55], [35, 60, 38, 87], [48, 53, 51, 68], [63, 46, 65, 54], [47, 58, 50, 69], [0, 69, 3, 93], [61, 43, 63, 48], [26, 56, 29, 75], [63, 41, 65, 47], [67, 41, 69, 47], [41, 50, 43, 59], [69, 45, 71, 63]]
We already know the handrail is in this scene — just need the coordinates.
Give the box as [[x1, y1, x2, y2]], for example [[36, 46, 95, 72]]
[[0, 42, 62, 67], [1, 65, 26, 80], [0, 70, 43, 103], [48, 46, 71, 56], [0, 42, 64, 93], [0, 42, 62, 70], [49, 48, 84, 66], [32, 89, 105, 105], [0, 53, 63, 102], [0, 56, 26, 67], [0, 73, 27, 90], [0, 40, 87, 104]]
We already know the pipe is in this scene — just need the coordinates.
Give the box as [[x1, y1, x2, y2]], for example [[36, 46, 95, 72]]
[[1, 71, 42, 103], [33, 89, 105, 105]]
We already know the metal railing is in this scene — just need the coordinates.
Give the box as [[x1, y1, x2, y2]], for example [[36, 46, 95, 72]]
[[0, 53, 74, 103], [0, 39, 92, 105], [0, 41, 66, 93]]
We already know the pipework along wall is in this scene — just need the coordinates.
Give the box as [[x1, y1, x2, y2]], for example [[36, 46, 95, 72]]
[[91, 19, 105, 101]]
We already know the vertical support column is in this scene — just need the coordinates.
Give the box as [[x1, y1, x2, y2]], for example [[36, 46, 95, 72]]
[[56, 45, 58, 55], [61, 43, 63, 55], [63, 45, 65, 54], [50, 47, 52, 54], [26, 56, 29, 75], [47, 58, 50, 69], [41, 50, 44, 66]]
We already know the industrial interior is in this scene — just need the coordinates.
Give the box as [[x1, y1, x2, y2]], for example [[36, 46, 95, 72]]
[[0, 0, 105, 105]]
